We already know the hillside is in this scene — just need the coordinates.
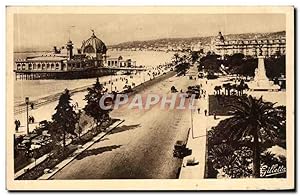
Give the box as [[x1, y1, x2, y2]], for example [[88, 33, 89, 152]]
[[108, 31, 285, 51]]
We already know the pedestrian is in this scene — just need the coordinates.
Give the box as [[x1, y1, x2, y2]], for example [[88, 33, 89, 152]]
[[214, 112, 217, 120], [30, 103, 34, 110], [31, 116, 35, 123], [15, 120, 19, 131], [197, 108, 200, 114], [204, 109, 207, 116]]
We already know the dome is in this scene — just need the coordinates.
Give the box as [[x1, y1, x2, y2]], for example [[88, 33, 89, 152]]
[[81, 32, 107, 54]]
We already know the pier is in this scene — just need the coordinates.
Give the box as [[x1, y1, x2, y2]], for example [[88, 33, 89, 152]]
[[14, 66, 147, 80]]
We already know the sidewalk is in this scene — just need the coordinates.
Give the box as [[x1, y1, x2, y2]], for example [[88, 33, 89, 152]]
[[38, 120, 124, 180], [179, 80, 227, 179]]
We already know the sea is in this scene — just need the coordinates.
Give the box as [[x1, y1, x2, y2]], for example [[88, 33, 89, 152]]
[[13, 50, 175, 106]]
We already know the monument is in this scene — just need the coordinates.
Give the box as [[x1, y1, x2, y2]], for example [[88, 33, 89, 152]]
[[248, 47, 280, 91]]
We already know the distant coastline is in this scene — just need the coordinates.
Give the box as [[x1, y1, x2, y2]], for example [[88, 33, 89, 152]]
[[14, 50, 51, 54], [14, 30, 285, 54]]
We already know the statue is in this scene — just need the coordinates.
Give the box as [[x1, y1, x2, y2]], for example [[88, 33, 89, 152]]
[[259, 47, 263, 56], [258, 45, 263, 56], [248, 45, 280, 91]]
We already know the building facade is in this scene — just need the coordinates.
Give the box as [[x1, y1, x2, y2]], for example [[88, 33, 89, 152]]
[[15, 32, 108, 79], [105, 56, 136, 68], [212, 32, 286, 57]]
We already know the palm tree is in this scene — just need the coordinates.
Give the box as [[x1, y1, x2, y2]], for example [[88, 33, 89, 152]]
[[221, 95, 285, 178], [261, 151, 276, 165], [172, 53, 180, 65]]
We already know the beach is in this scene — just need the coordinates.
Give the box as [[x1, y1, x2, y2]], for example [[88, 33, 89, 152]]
[[14, 50, 175, 106]]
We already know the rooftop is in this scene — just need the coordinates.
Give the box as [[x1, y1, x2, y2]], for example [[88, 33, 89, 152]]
[[26, 56, 67, 62]]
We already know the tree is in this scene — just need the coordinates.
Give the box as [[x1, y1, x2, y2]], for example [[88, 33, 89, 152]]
[[174, 54, 190, 76], [224, 54, 256, 79], [208, 143, 253, 178], [236, 80, 249, 96], [265, 55, 286, 79], [175, 62, 190, 76], [214, 86, 222, 95], [199, 54, 222, 73], [83, 78, 111, 129], [52, 89, 77, 148], [190, 51, 200, 64], [222, 83, 232, 96], [221, 96, 286, 178], [172, 53, 180, 65]]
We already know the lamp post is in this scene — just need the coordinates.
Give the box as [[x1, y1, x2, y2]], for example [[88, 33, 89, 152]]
[[25, 97, 29, 135], [110, 69, 113, 93], [191, 108, 194, 139]]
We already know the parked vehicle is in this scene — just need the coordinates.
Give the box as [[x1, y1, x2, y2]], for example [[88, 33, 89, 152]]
[[171, 86, 178, 93], [186, 157, 199, 166], [173, 140, 187, 158], [186, 85, 201, 98]]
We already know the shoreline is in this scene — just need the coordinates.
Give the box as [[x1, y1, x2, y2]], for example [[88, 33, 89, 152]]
[[14, 69, 175, 115]]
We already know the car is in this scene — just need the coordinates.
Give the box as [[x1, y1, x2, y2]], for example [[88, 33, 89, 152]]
[[173, 140, 187, 158], [186, 157, 199, 166], [171, 86, 178, 93]]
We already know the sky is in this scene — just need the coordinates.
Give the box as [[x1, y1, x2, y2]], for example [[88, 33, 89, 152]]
[[14, 14, 286, 51]]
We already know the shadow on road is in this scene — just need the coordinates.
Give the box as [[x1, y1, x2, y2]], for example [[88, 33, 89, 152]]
[[76, 145, 122, 160], [109, 124, 141, 135], [94, 138, 110, 143]]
